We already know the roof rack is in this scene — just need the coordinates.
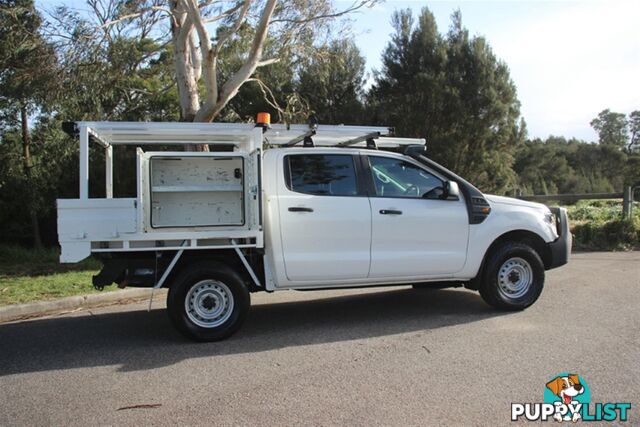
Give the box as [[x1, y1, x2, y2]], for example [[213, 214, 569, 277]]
[[262, 124, 424, 148], [62, 120, 426, 199], [62, 121, 425, 149]]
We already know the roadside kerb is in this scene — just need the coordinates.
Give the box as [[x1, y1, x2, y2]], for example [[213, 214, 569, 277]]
[[0, 288, 167, 323]]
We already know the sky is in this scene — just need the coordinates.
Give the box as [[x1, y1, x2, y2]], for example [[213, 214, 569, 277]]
[[342, 0, 640, 141], [36, 0, 639, 142]]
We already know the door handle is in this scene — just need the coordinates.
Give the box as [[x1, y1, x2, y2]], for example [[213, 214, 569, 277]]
[[380, 209, 402, 215], [288, 207, 314, 212]]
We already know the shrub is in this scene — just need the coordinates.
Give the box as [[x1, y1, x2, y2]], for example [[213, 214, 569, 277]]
[[566, 200, 640, 250]]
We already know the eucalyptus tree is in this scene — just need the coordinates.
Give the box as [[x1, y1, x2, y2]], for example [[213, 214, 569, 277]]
[[84, 0, 378, 150]]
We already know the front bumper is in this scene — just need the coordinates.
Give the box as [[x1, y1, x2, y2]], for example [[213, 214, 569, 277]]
[[547, 207, 572, 269]]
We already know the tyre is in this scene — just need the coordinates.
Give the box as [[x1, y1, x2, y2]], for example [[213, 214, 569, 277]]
[[167, 262, 250, 342], [479, 242, 544, 311]]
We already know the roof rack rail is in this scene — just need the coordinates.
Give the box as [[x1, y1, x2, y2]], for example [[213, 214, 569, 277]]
[[281, 129, 316, 147], [336, 131, 381, 147]]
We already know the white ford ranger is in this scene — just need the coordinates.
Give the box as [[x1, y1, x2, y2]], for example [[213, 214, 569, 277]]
[[57, 119, 571, 341]]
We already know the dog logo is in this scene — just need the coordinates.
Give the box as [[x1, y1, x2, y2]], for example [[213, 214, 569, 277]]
[[512, 373, 631, 422], [545, 374, 586, 422]]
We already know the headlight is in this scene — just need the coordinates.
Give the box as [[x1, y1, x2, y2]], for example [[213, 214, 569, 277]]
[[544, 211, 557, 233], [544, 212, 556, 224]]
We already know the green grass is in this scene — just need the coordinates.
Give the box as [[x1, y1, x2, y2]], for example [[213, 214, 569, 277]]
[[0, 245, 112, 306], [564, 200, 640, 251]]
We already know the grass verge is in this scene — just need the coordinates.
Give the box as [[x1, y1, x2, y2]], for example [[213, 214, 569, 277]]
[[0, 245, 112, 306]]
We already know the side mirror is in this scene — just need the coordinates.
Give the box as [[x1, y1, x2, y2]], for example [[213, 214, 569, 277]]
[[443, 181, 460, 200]]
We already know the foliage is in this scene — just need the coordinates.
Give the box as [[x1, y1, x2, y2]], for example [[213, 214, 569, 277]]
[[566, 201, 640, 251], [368, 8, 523, 194], [514, 136, 633, 195], [0, 0, 57, 114], [47, 4, 179, 122], [215, 22, 304, 123], [628, 110, 640, 151], [0, 0, 60, 247], [590, 109, 629, 148], [298, 39, 366, 124]]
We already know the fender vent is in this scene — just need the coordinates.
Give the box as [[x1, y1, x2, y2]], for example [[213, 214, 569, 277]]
[[470, 196, 491, 224]]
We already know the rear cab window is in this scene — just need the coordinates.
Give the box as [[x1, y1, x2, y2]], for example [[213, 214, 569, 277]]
[[285, 154, 358, 196]]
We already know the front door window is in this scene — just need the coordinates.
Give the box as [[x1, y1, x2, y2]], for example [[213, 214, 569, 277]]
[[369, 156, 443, 199]]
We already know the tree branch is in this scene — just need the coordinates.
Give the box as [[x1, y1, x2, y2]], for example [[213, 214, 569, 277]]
[[246, 77, 284, 122], [213, 1, 251, 54], [257, 58, 280, 67], [99, 5, 174, 29], [202, 2, 246, 24], [186, 0, 217, 105], [196, 0, 277, 122], [176, 0, 194, 48], [269, 1, 370, 25], [189, 32, 202, 82]]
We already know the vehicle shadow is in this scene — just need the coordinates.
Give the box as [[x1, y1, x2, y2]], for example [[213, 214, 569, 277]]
[[0, 288, 508, 376]]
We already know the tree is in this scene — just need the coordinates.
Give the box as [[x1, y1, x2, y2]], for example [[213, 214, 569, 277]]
[[47, 1, 179, 122], [94, 0, 377, 151], [0, 0, 58, 247], [590, 109, 628, 148], [628, 110, 640, 151], [213, 22, 307, 124], [513, 136, 629, 195], [369, 8, 523, 194], [514, 137, 583, 195], [298, 39, 366, 124]]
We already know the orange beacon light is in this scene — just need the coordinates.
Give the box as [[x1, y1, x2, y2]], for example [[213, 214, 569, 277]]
[[256, 112, 271, 126]]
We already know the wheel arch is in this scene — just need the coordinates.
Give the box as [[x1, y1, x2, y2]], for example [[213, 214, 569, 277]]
[[167, 249, 264, 292], [468, 229, 551, 290]]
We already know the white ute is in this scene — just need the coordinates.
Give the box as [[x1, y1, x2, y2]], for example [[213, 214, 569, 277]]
[[57, 118, 571, 341]]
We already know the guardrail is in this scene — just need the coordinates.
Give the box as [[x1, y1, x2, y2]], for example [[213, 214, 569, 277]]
[[517, 186, 638, 219]]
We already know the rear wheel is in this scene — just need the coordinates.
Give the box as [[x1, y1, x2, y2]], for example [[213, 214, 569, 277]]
[[479, 242, 544, 310], [167, 262, 250, 342]]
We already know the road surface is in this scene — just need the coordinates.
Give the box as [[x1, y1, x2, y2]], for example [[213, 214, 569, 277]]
[[1, 252, 638, 426]]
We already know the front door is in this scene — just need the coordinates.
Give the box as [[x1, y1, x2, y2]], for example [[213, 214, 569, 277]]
[[278, 153, 371, 283], [366, 154, 469, 278]]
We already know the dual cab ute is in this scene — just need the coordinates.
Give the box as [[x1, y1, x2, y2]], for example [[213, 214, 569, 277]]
[[57, 118, 571, 341]]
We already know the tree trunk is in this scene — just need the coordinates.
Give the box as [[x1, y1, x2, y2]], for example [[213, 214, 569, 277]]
[[170, 0, 209, 152], [169, 0, 278, 152], [20, 105, 43, 249]]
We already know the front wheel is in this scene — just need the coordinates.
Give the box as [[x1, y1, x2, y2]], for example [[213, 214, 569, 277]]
[[167, 262, 250, 342], [479, 242, 544, 311]]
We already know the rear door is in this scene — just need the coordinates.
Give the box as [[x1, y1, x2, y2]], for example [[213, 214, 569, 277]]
[[365, 154, 469, 278], [277, 153, 371, 283]]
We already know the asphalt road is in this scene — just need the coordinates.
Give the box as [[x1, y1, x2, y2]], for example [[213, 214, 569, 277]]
[[1, 252, 638, 426]]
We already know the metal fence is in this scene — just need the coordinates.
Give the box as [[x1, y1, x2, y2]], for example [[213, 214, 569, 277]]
[[517, 186, 638, 219]]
